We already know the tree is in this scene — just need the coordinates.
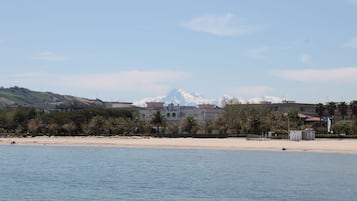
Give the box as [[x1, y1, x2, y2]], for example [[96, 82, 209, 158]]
[[181, 116, 198, 135], [5, 107, 38, 133], [223, 103, 243, 133], [168, 124, 179, 136], [88, 116, 106, 135], [315, 103, 325, 119], [221, 101, 270, 134], [62, 122, 77, 136], [327, 102, 336, 117], [333, 120, 353, 135], [338, 102, 348, 120], [214, 117, 228, 134], [266, 113, 288, 135], [204, 120, 214, 134], [48, 122, 59, 136], [27, 118, 42, 135], [150, 111, 166, 135], [287, 108, 300, 130], [351, 101, 357, 119], [151, 111, 165, 126], [105, 118, 120, 135], [246, 105, 271, 134], [315, 103, 325, 127], [81, 123, 91, 135]]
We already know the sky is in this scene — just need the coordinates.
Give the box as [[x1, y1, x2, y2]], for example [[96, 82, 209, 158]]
[[1, 0, 357, 103]]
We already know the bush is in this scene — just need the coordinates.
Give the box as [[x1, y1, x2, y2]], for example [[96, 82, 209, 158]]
[[333, 120, 352, 135]]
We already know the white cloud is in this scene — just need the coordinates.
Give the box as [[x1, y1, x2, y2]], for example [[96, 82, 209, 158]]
[[301, 53, 311, 64], [183, 13, 258, 36], [274, 67, 357, 83], [344, 37, 357, 48], [227, 86, 273, 97], [245, 46, 271, 60], [31, 51, 69, 61], [6, 70, 189, 96], [60, 70, 188, 94]]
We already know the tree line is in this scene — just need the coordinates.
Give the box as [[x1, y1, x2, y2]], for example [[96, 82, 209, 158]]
[[0, 107, 202, 137], [0, 107, 136, 136], [1, 100, 357, 137], [315, 101, 357, 135]]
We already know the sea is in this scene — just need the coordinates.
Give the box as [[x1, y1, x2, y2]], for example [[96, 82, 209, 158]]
[[0, 145, 357, 201]]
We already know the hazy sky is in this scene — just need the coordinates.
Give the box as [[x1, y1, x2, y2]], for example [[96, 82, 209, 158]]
[[1, 0, 357, 103]]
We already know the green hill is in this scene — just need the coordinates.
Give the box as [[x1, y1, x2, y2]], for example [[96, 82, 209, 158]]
[[0, 86, 104, 110]]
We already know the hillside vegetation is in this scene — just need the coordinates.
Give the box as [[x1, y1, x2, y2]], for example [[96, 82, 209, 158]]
[[0, 86, 103, 110]]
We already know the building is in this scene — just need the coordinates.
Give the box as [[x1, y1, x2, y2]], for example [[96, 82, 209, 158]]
[[266, 100, 317, 116], [139, 102, 223, 128], [104, 101, 134, 109]]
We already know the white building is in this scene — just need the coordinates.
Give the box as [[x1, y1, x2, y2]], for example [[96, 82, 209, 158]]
[[139, 102, 223, 128]]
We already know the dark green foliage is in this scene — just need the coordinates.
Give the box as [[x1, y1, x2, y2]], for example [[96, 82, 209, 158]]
[[150, 111, 166, 135], [222, 103, 270, 134], [150, 111, 165, 126], [44, 108, 133, 125], [287, 108, 304, 130], [315, 103, 325, 118], [338, 102, 348, 120], [333, 120, 357, 135], [204, 120, 214, 134], [0, 107, 38, 133], [181, 116, 198, 134], [351, 101, 357, 119], [2, 101, 357, 137], [0, 107, 135, 136], [327, 102, 337, 117]]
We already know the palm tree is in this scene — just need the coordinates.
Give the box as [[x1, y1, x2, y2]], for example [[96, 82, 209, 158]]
[[150, 111, 165, 135], [315, 103, 325, 127], [338, 102, 348, 120], [327, 102, 336, 118], [315, 103, 325, 119], [181, 116, 198, 135], [351, 101, 357, 119]]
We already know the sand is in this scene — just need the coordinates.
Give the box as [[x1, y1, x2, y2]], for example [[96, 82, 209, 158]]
[[1, 136, 357, 154]]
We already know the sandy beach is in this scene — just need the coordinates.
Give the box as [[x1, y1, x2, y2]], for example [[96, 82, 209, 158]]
[[1, 136, 357, 154]]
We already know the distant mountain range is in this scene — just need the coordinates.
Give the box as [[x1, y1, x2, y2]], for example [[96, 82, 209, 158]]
[[0, 86, 284, 109], [0, 86, 103, 110], [133, 88, 284, 106], [133, 88, 217, 106]]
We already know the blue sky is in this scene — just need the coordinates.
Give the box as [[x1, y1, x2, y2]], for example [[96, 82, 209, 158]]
[[1, 0, 357, 103]]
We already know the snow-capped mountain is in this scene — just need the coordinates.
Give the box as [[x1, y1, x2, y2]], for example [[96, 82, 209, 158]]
[[217, 95, 283, 105], [247, 96, 284, 104], [133, 88, 284, 107], [134, 88, 216, 106]]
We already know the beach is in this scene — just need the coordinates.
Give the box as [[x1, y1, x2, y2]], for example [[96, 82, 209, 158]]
[[1, 136, 357, 154]]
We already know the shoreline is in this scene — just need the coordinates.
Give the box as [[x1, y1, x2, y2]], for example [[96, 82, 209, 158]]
[[1, 136, 357, 154]]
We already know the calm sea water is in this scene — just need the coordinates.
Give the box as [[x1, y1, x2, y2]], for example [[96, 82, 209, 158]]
[[0, 145, 357, 201]]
